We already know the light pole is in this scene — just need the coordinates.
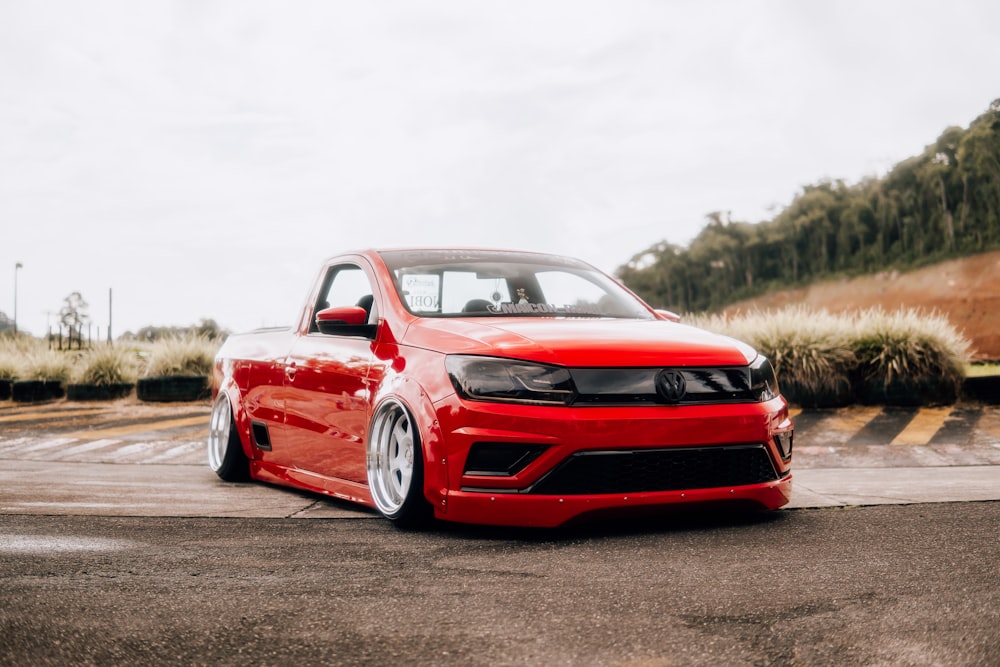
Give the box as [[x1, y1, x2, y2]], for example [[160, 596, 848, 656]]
[[13, 262, 22, 335]]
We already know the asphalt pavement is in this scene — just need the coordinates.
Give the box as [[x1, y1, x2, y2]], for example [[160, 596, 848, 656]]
[[5, 400, 999, 667]]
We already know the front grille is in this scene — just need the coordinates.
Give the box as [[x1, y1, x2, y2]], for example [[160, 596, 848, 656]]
[[569, 367, 754, 405], [529, 444, 778, 495]]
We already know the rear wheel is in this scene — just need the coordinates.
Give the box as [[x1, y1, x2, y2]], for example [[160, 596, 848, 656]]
[[367, 399, 431, 528], [207, 393, 250, 482]]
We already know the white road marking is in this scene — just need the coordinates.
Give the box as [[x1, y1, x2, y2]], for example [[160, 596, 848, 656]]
[[36, 438, 123, 460]]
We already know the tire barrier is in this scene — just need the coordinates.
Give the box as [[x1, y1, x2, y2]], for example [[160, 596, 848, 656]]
[[65, 383, 135, 401], [136, 376, 210, 403]]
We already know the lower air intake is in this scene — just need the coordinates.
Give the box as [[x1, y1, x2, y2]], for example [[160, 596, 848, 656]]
[[529, 444, 778, 495]]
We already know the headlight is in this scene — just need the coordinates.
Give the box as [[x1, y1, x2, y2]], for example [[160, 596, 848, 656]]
[[749, 355, 779, 402], [445, 355, 575, 405]]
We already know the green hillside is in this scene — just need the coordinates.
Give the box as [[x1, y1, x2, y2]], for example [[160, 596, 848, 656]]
[[618, 98, 1000, 313]]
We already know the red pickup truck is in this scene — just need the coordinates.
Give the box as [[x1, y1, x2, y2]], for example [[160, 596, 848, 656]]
[[208, 248, 793, 528]]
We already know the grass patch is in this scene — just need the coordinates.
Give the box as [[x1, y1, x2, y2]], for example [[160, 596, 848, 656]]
[[690, 306, 971, 406], [142, 335, 220, 377], [0, 336, 215, 382], [0, 337, 43, 379], [19, 348, 75, 384], [850, 309, 968, 405], [690, 307, 855, 407], [72, 345, 142, 386], [0, 356, 17, 381]]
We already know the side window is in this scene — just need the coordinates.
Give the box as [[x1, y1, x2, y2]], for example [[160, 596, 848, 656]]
[[311, 265, 377, 332]]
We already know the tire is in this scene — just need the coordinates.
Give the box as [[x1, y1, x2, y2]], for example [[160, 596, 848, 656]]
[[207, 393, 251, 482], [12, 380, 46, 402], [367, 398, 432, 528]]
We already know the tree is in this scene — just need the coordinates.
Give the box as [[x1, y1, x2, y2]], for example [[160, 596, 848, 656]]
[[60, 292, 90, 332], [615, 98, 1000, 314], [194, 318, 228, 340], [956, 101, 1000, 248], [121, 318, 230, 342]]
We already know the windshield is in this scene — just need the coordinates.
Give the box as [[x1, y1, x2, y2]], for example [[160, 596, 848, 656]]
[[377, 249, 654, 319]]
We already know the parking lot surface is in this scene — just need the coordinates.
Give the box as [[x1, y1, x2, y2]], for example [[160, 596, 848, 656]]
[[2, 399, 999, 666]]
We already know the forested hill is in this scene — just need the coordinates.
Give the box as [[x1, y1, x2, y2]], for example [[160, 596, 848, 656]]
[[617, 98, 1000, 314]]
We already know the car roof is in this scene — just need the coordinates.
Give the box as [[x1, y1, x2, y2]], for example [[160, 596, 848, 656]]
[[372, 248, 594, 269]]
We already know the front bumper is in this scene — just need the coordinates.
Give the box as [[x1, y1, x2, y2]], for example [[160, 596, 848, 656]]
[[428, 395, 794, 527], [441, 475, 793, 527]]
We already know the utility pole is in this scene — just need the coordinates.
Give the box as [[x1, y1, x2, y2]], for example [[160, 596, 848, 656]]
[[13, 262, 22, 335]]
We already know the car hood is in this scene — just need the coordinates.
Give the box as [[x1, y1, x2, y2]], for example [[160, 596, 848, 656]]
[[402, 317, 757, 367]]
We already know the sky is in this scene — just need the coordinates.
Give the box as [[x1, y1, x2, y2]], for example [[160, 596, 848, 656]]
[[2, 1, 999, 338]]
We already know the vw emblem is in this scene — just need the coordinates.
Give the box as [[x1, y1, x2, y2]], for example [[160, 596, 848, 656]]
[[655, 369, 687, 402]]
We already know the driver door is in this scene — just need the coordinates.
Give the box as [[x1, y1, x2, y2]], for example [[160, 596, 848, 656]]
[[282, 263, 379, 484]]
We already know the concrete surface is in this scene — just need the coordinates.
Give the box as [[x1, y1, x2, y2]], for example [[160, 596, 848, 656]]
[[789, 465, 1000, 508], [2, 458, 999, 519], [1, 400, 999, 518]]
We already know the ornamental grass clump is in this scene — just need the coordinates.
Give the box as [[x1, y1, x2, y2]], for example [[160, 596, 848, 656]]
[[0, 336, 45, 379], [850, 308, 970, 406], [690, 307, 856, 407], [691, 305, 970, 406], [0, 349, 18, 400], [143, 335, 219, 378], [72, 345, 141, 386], [0, 351, 18, 381], [20, 348, 74, 384]]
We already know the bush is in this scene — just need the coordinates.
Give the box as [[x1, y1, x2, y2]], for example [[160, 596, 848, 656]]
[[0, 356, 17, 382], [850, 309, 969, 406], [142, 335, 220, 378], [20, 348, 74, 384], [0, 337, 40, 380], [0, 346, 15, 400], [693, 307, 857, 408], [0, 335, 222, 402], [690, 306, 970, 407], [72, 345, 142, 386]]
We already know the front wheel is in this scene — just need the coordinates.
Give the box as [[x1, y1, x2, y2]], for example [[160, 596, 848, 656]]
[[367, 398, 432, 528], [207, 393, 250, 482]]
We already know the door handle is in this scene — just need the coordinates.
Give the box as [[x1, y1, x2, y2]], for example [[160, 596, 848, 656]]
[[285, 362, 297, 382]]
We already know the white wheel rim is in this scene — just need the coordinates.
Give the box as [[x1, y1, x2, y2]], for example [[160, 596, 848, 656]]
[[368, 400, 416, 515], [207, 394, 231, 472]]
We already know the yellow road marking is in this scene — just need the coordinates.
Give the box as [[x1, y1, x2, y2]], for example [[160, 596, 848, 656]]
[[976, 409, 1000, 439], [66, 416, 207, 440], [890, 407, 953, 446], [0, 408, 109, 423], [788, 407, 802, 419], [823, 406, 883, 433]]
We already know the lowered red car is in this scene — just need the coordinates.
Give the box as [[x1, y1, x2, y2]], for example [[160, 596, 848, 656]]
[[208, 248, 793, 527]]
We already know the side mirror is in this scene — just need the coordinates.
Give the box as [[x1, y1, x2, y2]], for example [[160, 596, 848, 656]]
[[315, 306, 377, 338], [654, 309, 682, 323]]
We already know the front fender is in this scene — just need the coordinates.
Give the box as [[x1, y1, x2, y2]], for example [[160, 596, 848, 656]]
[[214, 358, 255, 462], [371, 375, 449, 516]]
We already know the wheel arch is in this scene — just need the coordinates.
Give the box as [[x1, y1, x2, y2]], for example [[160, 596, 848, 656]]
[[370, 376, 448, 516], [214, 367, 255, 462]]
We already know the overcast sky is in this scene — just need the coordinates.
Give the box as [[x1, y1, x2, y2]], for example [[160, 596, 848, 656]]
[[2, 1, 998, 337]]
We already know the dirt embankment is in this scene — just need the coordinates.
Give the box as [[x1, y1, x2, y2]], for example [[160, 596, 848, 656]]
[[723, 250, 1000, 361]]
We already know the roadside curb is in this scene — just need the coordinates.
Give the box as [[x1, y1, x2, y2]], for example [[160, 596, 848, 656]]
[[788, 466, 1000, 509]]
